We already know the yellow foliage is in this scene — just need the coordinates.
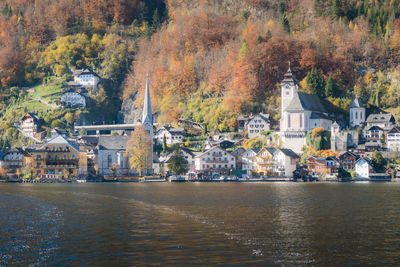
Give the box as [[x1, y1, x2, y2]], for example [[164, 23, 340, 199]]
[[312, 127, 325, 136]]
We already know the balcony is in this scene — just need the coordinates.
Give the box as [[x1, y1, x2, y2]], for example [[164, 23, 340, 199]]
[[204, 159, 229, 163], [45, 158, 78, 166]]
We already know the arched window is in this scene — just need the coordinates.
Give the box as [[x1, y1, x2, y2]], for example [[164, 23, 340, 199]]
[[300, 114, 303, 128], [356, 111, 358, 120], [288, 114, 291, 128]]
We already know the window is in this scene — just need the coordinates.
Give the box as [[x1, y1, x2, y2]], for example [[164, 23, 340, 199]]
[[107, 155, 112, 168], [288, 114, 291, 128]]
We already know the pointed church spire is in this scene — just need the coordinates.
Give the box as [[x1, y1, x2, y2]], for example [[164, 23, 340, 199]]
[[142, 74, 153, 127]]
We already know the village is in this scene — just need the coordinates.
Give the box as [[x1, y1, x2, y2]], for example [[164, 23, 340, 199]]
[[1, 66, 400, 183]]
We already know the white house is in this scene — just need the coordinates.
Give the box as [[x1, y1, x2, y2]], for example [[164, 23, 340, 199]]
[[272, 148, 299, 177], [155, 126, 185, 145], [349, 97, 365, 128], [19, 113, 41, 138], [159, 148, 198, 174], [280, 67, 332, 153], [387, 126, 400, 152], [355, 158, 373, 179], [194, 147, 236, 175], [73, 69, 100, 87], [242, 148, 260, 174], [61, 89, 86, 108], [246, 113, 270, 138]]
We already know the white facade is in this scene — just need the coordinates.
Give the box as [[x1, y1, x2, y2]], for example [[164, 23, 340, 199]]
[[355, 158, 372, 178], [155, 127, 184, 145], [74, 71, 100, 87], [194, 147, 235, 174], [61, 91, 86, 108], [247, 114, 270, 138], [272, 149, 298, 177], [20, 113, 39, 137], [387, 128, 400, 151], [242, 149, 259, 173]]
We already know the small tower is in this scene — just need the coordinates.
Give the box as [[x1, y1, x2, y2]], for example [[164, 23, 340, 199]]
[[331, 121, 340, 134], [349, 97, 365, 128], [281, 65, 299, 114], [330, 121, 340, 152]]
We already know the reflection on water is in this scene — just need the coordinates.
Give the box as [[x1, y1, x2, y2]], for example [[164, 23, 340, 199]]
[[1, 183, 400, 265]]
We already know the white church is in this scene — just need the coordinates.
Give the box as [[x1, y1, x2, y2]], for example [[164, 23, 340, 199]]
[[280, 67, 333, 153]]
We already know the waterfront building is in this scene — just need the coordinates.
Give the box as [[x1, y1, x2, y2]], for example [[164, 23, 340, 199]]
[[230, 147, 246, 170], [337, 151, 359, 171], [307, 156, 339, 177], [355, 157, 373, 178], [194, 147, 236, 176], [30, 135, 87, 179], [272, 148, 299, 177], [242, 148, 260, 175], [0, 148, 31, 175], [349, 97, 366, 128], [155, 126, 185, 145], [255, 147, 276, 176], [280, 67, 332, 153], [159, 148, 198, 175]]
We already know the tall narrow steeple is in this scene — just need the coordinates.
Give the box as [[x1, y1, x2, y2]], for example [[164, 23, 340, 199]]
[[142, 74, 153, 132]]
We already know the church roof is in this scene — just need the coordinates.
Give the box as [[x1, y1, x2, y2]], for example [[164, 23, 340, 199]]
[[285, 92, 327, 113], [98, 136, 130, 150], [142, 75, 153, 125], [350, 97, 364, 108], [281, 68, 299, 86]]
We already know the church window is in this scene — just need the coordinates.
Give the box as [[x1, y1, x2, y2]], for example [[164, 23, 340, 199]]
[[356, 112, 358, 120], [107, 155, 112, 168], [288, 114, 291, 128], [300, 114, 303, 128]]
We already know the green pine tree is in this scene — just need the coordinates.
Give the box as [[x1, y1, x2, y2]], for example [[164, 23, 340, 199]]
[[265, 29, 272, 41], [306, 69, 326, 98], [152, 8, 160, 32], [281, 13, 291, 33], [162, 134, 167, 153], [331, 0, 342, 19], [168, 149, 189, 175], [325, 74, 335, 97]]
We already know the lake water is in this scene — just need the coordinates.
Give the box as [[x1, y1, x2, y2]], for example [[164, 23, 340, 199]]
[[1, 182, 400, 266]]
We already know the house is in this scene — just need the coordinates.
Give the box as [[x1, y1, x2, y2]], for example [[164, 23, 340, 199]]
[[387, 126, 400, 152], [337, 151, 359, 171], [280, 67, 332, 153], [204, 139, 235, 150], [97, 135, 136, 176], [366, 113, 395, 129], [230, 147, 246, 170], [242, 148, 260, 175], [246, 113, 270, 138], [72, 69, 100, 87], [155, 126, 185, 145], [330, 122, 359, 152], [61, 89, 86, 108], [19, 113, 41, 138], [30, 134, 87, 179], [349, 97, 366, 128], [363, 125, 384, 143], [272, 148, 299, 177], [355, 157, 373, 179], [307, 156, 339, 177], [194, 147, 236, 176], [255, 147, 276, 176], [0, 148, 31, 174]]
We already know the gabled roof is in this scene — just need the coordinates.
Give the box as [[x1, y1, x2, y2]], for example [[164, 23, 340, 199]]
[[366, 113, 395, 124], [231, 147, 246, 157], [285, 92, 326, 113], [310, 112, 330, 120], [73, 68, 99, 77], [364, 125, 384, 132], [332, 121, 340, 127], [22, 112, 39, 123], [195, 146, 232, 158], [39, 135, 79, 152], [248, 113, 270, 124], [388, 125, 400, 134], [156, 126, 185, 135], [257, 147, 276, 157], [350, 97, 364, 108], [276, 148, 300, 159], [356, 157, 372, 165], [98, 136, 130, 150]]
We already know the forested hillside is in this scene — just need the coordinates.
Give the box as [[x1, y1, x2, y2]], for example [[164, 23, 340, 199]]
[[2, 0, 400, 137], [124, 0, 400, 131]]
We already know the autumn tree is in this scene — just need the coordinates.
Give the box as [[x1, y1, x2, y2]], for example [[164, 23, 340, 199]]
[[126, 125, 152, 176]]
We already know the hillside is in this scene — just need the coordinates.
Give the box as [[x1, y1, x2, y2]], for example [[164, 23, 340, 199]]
[[2, 0, 400, 143], [123, 0, 400, 132]]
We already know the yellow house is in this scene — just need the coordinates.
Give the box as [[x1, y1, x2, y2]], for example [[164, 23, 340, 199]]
[[255, 147, 276, 176], [31, 135, 87, 179]]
